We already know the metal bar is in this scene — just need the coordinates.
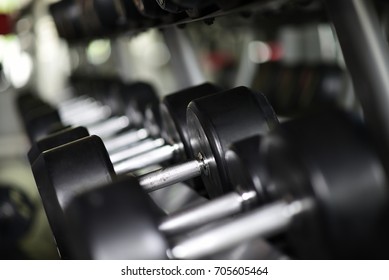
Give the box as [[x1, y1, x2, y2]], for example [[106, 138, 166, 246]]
[[169, 199, 311, 259], [110, 138, 165, 164], [104, 128, 149, 152], [87, 116, 130, 138], [62, 105, 112, 126], [139, 159, 202, 193], [159, 192, 246, 235], [113, 144, 178, 174], [325, 0, 389, 168]]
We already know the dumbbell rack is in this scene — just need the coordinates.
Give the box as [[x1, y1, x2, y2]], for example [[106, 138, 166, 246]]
[[10, 0, 389, 259]]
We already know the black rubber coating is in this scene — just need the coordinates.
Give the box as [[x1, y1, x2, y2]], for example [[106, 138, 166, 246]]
[[187, 86, 278, 198], [32, 135, 115, 259], [65, 175, 168, 259], [28, 126, 90, 165], [24, 106, 62, 143], [262, 110, 389, 259], [160, 83, 222, 161], [118, 82, 160, 127]]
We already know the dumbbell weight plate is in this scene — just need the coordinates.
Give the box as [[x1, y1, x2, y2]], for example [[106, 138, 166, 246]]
[[187, 86, 278, 198], [65, 176, 168, 259], [32, 135, 115, 258], [28, 126, 90, 165]]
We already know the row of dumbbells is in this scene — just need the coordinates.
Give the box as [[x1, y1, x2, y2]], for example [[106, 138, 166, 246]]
[[49, 0, 246, 40], [17, 78, 389, 259], [49, 0, 322, 41]]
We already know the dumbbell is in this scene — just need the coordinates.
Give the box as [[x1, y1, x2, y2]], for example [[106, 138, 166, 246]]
[[65, 109, 389, 259], [158, 136, 266, 234], [28, 83, 222, 258], [28, 83, 221, 173], [33, 85, 277, 206], [32, 86, 277, 258], [168, 110, 389, 259], [16, 92, 116, 142], [17, 81, 159, 145]]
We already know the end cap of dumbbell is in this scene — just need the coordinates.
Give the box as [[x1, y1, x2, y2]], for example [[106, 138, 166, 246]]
[[187, 86, 278, 198], [65, 175, 169, 259], [161, 82, 221, 159], [263, 109, 389, 258], [32, 135, 115, 258], [24, 105, 62, 143], [28, 126, 90, 166], [119, 82, 159, 127]]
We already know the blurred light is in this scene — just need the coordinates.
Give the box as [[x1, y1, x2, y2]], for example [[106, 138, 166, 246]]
[[129, 31, 171, 68], [86, 39, 112, 65], [0, 36, 32, 88], [6, 51, 33, 88], [317, 24, 337, 63], [248, 41, 272, 64]]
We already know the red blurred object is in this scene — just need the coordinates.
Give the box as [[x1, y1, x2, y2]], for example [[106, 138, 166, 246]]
[[268, 42, 283, 61], [0, 14, 13, 34], [203, 51, 235, 72]]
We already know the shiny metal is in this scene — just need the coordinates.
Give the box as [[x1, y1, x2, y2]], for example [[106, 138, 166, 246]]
[[59, 95, 93, 109], [139, 159, 203, 193], [87, 116, 130, 138], [104, 129, 149, 152], [113, 144, 178, 174], [59, 99, 101, 120], [159, 192, 246, 235], [110, 138, 165, 164], [169, 199, 312, 259], [62, 105, 112, 126], [326, 0, 389, 169]]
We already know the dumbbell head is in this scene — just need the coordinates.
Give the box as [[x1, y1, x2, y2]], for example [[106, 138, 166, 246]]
[[161, 110, 389, 259], [24, 105, 62, 143], [160, 83, 221, 162], [112, 82, 159, 128], [32, 135, 115, 258], [261, 110, 389, 258], [16, 92, 66, 143], [225, 136, 271, 209], [28, 126, 90, 165], [186, 86, 278, 198], [65, 176, 168, 259], [110, 83, 222, 176]]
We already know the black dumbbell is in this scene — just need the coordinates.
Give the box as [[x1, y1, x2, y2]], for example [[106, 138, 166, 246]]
[[28, 83, 220, 172], [169, 110, 389, 259], [65, 109, 389, 259], [17, 81, 159, 144], [34, 86, 277, 204], [32, 87, 277, 258], [29, 83, 221, 258]]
